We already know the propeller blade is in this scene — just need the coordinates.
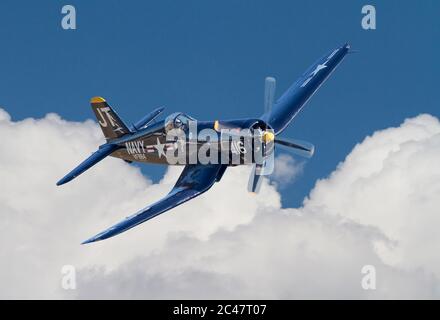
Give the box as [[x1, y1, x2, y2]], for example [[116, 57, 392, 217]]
[[247, 155, 274, 193], [248, 163, 264, 193], [275, 138, 315, 158], [264, 77, 276, 114]]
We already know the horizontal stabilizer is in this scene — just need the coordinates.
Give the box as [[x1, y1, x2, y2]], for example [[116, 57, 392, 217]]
[[56, 144, 117, 186]]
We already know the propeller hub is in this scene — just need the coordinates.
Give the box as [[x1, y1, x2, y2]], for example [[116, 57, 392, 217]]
[[262, 131, 275, 143]]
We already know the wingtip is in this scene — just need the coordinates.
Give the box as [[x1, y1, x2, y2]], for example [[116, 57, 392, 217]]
[[342, 42, 359, 54], [56, 178, 68, 186], [81, 230, 110, 245], [81, 235, 101, 245], [81, 238, 95, 245], [56, 175, 74, 186]]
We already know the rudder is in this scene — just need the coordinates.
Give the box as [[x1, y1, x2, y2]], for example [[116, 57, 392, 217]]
[[90, 97, 130, 140]]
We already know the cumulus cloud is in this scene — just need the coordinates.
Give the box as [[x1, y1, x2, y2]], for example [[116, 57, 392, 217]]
[[0, 109, 439, 299], [271, 154, 304, 187], [306, 114, 440, 277]]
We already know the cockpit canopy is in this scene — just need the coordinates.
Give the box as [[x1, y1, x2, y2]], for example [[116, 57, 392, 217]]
[[164, 112, 195, 133]]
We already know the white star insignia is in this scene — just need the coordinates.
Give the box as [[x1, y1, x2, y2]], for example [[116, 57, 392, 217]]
[[310, 63, 327, 77], [301, 63, 328, 88], [154, 138, 165, 158]]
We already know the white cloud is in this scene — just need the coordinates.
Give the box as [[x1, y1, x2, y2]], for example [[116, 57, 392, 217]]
[[0, 109, 439, 299], [271, 153, 304, 187], [306, 114, 440, 276]]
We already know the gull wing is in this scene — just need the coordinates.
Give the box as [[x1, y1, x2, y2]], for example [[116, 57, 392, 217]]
[[262, 44, 350, 134], [82, 164, 226, 244]]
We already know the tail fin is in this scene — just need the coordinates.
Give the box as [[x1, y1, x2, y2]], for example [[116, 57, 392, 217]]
[[91, 97, 130, 140]]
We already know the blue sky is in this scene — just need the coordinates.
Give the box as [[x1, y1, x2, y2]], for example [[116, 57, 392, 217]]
[[0, 0, 438, 207]]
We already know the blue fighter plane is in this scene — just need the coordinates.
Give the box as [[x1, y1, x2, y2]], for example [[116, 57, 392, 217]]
[[57, 43, 351, 244]]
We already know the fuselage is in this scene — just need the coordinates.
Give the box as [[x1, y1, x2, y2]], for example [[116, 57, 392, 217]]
[[110, 117, 266, 166]]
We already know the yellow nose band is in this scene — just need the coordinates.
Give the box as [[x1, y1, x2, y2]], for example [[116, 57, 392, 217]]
[[214, 120, 220, 132], [262, 131, 275, 143]]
